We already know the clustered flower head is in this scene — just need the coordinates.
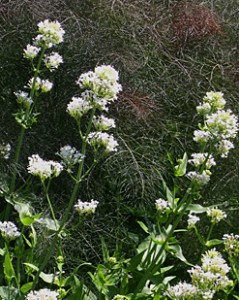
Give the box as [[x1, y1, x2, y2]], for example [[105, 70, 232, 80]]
[[194, 92, 238, 157], [187, 91, 238, 187], [188, 153, 216, 169], [34, 20, 65, 48], [93, 115, 116, 131], [14, 91, 33, 108], [26, 288, 59, 300], [186, 170, 211, 186], [28, 77, 53, 93], [74, 199, 99, 215], [0, 143, 11, 160], [23, 44, 41, 60], [187, 213, 200, 228], [57, 145, 84, 173], [0, 221, 20, 240], [166, 249, 232, 300], [76, 65, 122, 101], [44, 52, 63, 71], [166, 281, 198, 300], [155, 198, 169, 213], [28, 154, 63, 181], [223, 233, 239, 257], [67, 96, 92, 119], [207, 207, 227, 224], [87, 131, 118, 152]]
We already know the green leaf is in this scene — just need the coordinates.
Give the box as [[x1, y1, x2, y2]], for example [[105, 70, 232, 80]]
[[0, 248, 5, 256], [20, 282, 33, 293], [39, 272, 55, 284], [205, 239, 223, 247], [168, 244, 193, 266], [4, 251, 15, 282], [137, 221, 149, 234], [174, 152, 188, 177], [187, 204, 208, 213], [23, 262, 39, 271]]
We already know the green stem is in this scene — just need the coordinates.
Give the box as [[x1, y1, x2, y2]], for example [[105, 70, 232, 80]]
[[42, 180, 57, 228], [5, 47, 46, 220], [32, 107, 97, 289]]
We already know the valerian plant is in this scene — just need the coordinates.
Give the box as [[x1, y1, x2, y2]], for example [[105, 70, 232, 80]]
[[87, 92, 239, 300], [1, 19, 239, 300], [0, 19, 122, 300]]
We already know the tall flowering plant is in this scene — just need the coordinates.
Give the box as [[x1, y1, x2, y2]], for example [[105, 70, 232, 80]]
[[0, 19, 122, 299]]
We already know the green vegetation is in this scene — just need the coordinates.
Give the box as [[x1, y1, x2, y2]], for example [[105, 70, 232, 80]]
[[1, 1, 239, 299]]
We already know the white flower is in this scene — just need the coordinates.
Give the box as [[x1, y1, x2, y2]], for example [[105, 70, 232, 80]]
[[41, 79, 53, 92], [44, 52, 63, 71], [28, 154, 63, 181], [203, 91, 226, 110], [196, 102, 212, 115], [201, 249, 230, 275], [186, 171, 211, 185], [165, 282, 198, 300], [0, 143, 11, 160], [14, 91, 33, 108], [187, 213, 200, 228], [74, 199, 99, 215], [76, 65, 122, 101], [205, 109, 238, 140], [57, 145, 84, 172], [217, 139, 234, 158], [93, 115, 116, 130], [223, 233, 239, 256], [67, 96, 92, 119], [23, 44, 41, 59], [189, 153, 216, 169], [95, 65, 119, 83], [0, 221, 20, 240], [207, 207, 227, 224], [155, 198, 169, 212], [29, 77, 42, 90], [193, 130, 211, 144], [26, 288, 59, 300], [34, 19, 65, 48], [87, 131, 118, 152]]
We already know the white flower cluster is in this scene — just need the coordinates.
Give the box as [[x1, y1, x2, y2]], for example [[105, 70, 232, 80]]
[[74, 199, 99, 215], [186, 170, 211, 186], [93, 115, 116, 131], [28, 154, 63, 181], [194, 91, 238, 158], [155, 198, 169, 213], [167, 249, 232, 300], [189, 249, 232, 297], [87, 132, 118, 152], [23, 45, 41, 60], [187, 213, 200, 228], [188, 153, 216, 169], [0, 221, 20, 240], [0, 143, 11, 160], [34, 19, 65, 48], [67, 96, 92, 118], [28, 77, 53, 93], [14, 91, 33, 108], [24, 20, 64, 61], [207, 207, 227, 224], [44, 52, 63, 71], [26, 288, 59, 300], [223, 233, 239, 257], [166, 281, 198, 300], [76, 65, 122, 101], [187, 91, 238, 186], [57, 145, 84, 172]]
